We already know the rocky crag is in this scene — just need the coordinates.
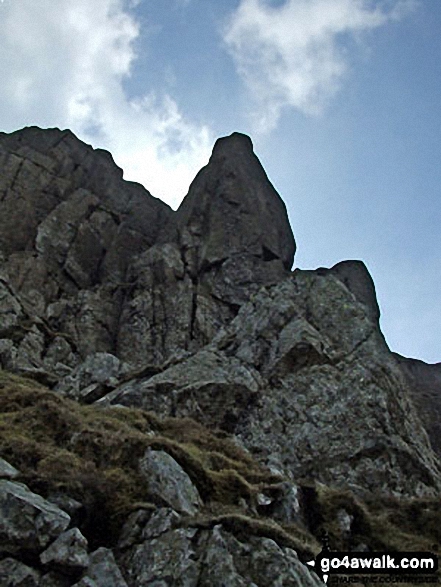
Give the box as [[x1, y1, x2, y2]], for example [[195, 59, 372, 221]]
[[0, 126, 440, 586]]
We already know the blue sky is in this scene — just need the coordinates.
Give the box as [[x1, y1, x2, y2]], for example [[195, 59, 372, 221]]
[[0, 0, 439, 363]]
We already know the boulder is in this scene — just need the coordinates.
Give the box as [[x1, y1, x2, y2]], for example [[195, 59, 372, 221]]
[[122, 509, 321, 587], [40, 528, 89, 575], [98, 348, 262, 434], [74, 548, 128, 587], [0, 458, 19, 480], [139, 449, 201, 515], [55, 353, 130, 402], [0, 558, 40, 587], [0, 480, 70, 555]]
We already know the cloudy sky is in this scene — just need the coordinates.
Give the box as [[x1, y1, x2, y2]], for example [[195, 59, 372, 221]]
[[0, 0, 439, 363]]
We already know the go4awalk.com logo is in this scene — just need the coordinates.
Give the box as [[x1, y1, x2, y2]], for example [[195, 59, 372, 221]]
[[306, 550, 438, 584]]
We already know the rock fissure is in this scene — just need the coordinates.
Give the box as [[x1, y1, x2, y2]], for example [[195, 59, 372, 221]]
[[333, 327, 376, 365], [6, 157, 25, 193]]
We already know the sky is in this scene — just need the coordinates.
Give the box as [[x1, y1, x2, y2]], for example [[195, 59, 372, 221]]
[[0, 0, 439, 363]]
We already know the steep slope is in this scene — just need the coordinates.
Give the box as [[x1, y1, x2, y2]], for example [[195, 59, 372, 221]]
[[102, 262, 441, 497], [1, 371, 440, 586], [0, 126, 440, 586], [0, 127, 294, 376], [116, 132, 295, 366], [393, 354, 441, 456], [0, 126, 172, 382]]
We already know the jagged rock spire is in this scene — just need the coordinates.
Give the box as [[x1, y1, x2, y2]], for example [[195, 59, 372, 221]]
[[173, 132, 296, 274]]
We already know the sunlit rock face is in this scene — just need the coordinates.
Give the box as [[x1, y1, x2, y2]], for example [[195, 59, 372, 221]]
[[0, 126, 440, 586]]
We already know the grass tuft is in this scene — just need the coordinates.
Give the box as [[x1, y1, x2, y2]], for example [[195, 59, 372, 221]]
[[1, 369, 440, 560]]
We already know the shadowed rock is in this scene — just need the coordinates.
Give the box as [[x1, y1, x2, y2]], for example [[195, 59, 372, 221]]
[[0, 480, 71, 555], [394, 354, 441, 456], [329, 259, 380, 324], [171, 132, 295, 273], [0, 126, 172, 376], [116, 132, 296, 367]]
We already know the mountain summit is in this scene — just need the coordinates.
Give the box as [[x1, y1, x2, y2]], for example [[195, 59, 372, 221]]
[[0, 127, 440, 586]]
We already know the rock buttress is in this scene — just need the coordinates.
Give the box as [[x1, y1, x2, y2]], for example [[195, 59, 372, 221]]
[[116, 132, 296, 366]]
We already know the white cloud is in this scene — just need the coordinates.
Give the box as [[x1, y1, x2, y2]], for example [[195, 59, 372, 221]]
[[0, 0, 212, 208], [223, 0, 417, 133]]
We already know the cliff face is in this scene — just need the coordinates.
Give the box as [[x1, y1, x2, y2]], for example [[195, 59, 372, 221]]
[[393, 354, 441, 456], [0, 126, 440, 586]]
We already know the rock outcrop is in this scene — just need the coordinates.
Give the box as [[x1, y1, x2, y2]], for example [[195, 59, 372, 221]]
[[0, 126, 440, 586], [116, 132, 295, 367], [393, 354, 441, 456], [101, 264, 441, 497], [0, 126, 171, 381], [0, 128, 293, 377]]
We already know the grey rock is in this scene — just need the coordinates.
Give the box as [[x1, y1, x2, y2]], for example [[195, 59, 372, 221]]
[[117, 509, 155, 551], [43, 336, 79, 377], [99, 348, 262, 434], [260, 482, 304, 526], [0, 125, 172, 384], [336, 509, 354, 538], [0, 339, 17, 371], [13, 328, 45, 374], [0, 458, 19, 480], [198, 526, 249, 587], [243, 536, 321, 587], [76, 548, 127, 587], [0, 279, 24, 339], [0, 480, 70, 555], [0, 557, 40, 587], [117, 134, 296, 369], [125, 526, 200, 586], [122, 513, 321, 587], [222, 270, 441, 497], [139, 450, 201, 515], [394, 354, 441, 457], [1, 125, 441, 584], [329, 260, 380, 324], [0, 129, 295, 379], [0, 126, 171, 258], [170, 132, 295, 272], [71, 579, 97, 587], [116, 243, 194, 368], [40, 528, 89, 574], [46, 495, 83, 522], [39, 572, 72, 587], [140, 508, 182, 541], [102, 268, 441, 497], [55, 353, 130, 402]]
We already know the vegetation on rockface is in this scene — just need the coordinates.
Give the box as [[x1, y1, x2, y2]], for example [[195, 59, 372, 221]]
[[309, 485, 441, 555], [0, 369, 306, 552], [1, 369, 440, 561]]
